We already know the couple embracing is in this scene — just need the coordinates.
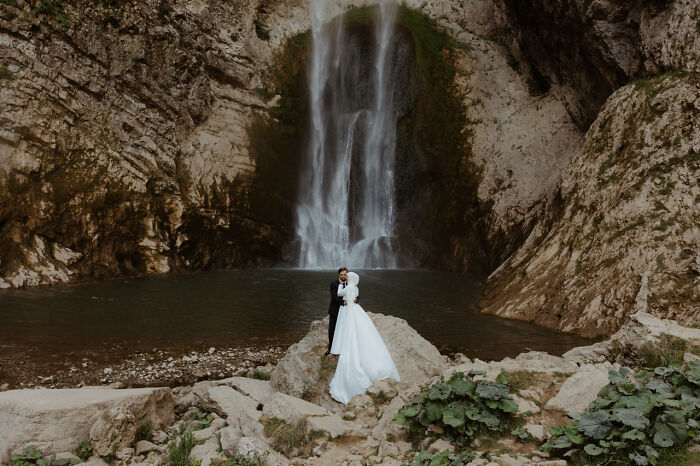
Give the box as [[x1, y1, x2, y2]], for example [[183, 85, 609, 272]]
[[325, 267, 400, 404]]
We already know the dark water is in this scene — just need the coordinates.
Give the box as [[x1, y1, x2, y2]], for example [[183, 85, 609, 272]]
[[0, 269, 593, 360]]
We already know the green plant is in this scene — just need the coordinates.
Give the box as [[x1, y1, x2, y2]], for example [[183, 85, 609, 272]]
[[407, 449, 476, 465], [190, 411, 215, 430], [135, 422, 153, 442], [74, 441, 93, 461], [230, 32, 239, 42], [0, 0, 18, 6], [640, 334, 691, 367], [541, 362, 700, 465], [394, 371, 519, 447], [11, 445, 81, 466], [511, 426, 533, 442], [168, 432, 197, 466], [254, 19, 270, 40], [251, 369, 270, 380]]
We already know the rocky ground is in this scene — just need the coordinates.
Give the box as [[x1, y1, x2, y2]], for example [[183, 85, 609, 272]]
[[0, 345, 284, 391], [1, 311, 699, 466]]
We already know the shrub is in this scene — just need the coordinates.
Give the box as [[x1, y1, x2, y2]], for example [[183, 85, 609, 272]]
[[541, 362, 700, 465], [407, 449, 476, 465], [135, 422, 153, 442], [251, 369, 270, 381], [11, 445, 81, 466], [168, 432, 197, 466], [74, 442, 93, 461], [394, 371, 519, 447]]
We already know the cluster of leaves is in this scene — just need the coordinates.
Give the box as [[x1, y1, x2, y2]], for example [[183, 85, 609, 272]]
[[190, 410, 215, 431], [541, 362, 700, 465], [251, 369, 270, 381], [11, 446, 80, 466], [407, 449, 476, 466], [74, 442, 93, 461], [168, 432, 197, 466], [394, 371, 519, 446]]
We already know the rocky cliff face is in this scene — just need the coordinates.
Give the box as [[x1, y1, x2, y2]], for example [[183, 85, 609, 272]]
[[483, 72, 700, 336], [0, 0, 697, 336]]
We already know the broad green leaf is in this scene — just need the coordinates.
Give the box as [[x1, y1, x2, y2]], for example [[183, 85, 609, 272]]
[[551, 436, 573, 449], [495, 372, 508, 385], [442, 404, 465, 428], [687, 368, 700, 385], [617, 382, 639, 395], [589, 397, 614, 410], [425, 400, 447, 422], [598, 384, 622, 401], [622, 429, 646, 441], [402, 406, 420, 417], [25, 446, 43, 460], [690, 359, 700, 370], [465, 405, 480, 421], [584, 443, 604, 456], [479, 410, 501, 429], [613, 408, 650, 429], [646, 380, 673, 394], [449, 376, 474, 396], [635, 369, 653, 383], [410, 395, 425, 404], [428, 383, 452, 401], [485, 399, 499, 409], [654, 366, 675, 378], [393, 411, 408, 425], [548, 426, 564, 436], [567, 434, 584, 445], [498, 397, 518, 413], [475, 383, 509, 400], [579, 411, 612, 440], [654, 410, 689, 446], [619, 394, 657, 415], [609, 367, 632, 384], [564, 420, 580, 436], [653, 427, 674, 447]]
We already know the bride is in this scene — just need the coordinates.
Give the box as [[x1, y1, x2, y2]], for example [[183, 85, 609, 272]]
[[329, 271, 400, 404]]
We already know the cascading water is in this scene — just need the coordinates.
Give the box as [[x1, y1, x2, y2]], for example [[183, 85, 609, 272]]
[[296, 0, 399, 268]]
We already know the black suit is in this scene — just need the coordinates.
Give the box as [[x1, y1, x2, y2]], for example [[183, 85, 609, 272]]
[[327, 280, 358, 349]]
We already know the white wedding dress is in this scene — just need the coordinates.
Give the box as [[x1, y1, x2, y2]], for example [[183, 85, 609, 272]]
[[329, 272, 400, 404]]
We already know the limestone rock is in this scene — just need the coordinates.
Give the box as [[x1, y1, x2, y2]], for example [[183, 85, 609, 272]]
[[231, 437, 287, 466], [189, 436, 221, 466], [204, 385, 262, 438], [135, 440, 158, 456], [524, 424, 545, 441], [546, 363, 613, 413], [219, 377, 274, 404], [271, 314, 445, 407], [89, 407, 137, 457], [0, 387, 174, 464], [262, 392, 330, 421], [371, 394, 408, 442]]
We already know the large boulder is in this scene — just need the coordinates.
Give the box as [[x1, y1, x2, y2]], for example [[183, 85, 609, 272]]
[[0, 387, 174, 464], [545, 363, 613, 413], [270, 314, 445, 406]]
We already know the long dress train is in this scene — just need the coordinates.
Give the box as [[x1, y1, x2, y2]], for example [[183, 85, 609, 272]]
[[329, 272, 400, 404]]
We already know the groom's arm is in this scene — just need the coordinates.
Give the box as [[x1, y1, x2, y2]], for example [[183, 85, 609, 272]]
[[330, 282, 344, 305]]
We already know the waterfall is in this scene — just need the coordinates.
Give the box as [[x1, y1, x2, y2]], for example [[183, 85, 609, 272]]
[[296, 1, 399, 269]]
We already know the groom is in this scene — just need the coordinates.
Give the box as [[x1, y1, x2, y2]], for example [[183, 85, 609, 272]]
[[325, 267, 358, 356]]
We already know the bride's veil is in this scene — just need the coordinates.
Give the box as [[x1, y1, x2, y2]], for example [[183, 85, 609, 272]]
[[347, 271, 359, 286]]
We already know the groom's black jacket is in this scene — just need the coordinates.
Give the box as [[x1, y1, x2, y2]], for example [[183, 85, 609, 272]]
[[328, 280, 358, 317]]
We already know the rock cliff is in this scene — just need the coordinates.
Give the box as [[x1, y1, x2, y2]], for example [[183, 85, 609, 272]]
[[1, 0, 697, 336]]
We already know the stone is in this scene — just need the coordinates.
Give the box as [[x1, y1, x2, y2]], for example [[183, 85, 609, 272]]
[[189, 436, 221, 466], [193, 425, 216, 442], [151, 430, 168, 444], [204, 385, 262, 438], [115, 447, 134, 461], [218, 426, 242, 455], [371, 394, 407, 442], [546, 363, 612, 413], [135, 440, 158, 456], [55, 452, 81, 461], [427, 438, 454, 453], [262, 392, 330, 422], [524, 424, 545, 440], [271, 314, 445, 405], [0, 387, 174, 464], [219, 377, 274, 404], [89, 406, 137, 456], [231, 437, 287, 466], [307, 413, 359, 438], [512, 394, 540, 414]]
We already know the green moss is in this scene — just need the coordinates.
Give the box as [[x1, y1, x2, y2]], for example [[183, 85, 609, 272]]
[[0, 65, 14, 80]]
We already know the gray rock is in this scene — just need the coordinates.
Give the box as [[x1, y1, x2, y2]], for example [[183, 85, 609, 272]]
[[0, 387, 174, 464], [524, 424, 545, 440], [219, 377, 273, 404], [135, 440, 158, 456], [89, 406, 137, 456], [546, 363, 612, 413], [189, 436, 221, 466]]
